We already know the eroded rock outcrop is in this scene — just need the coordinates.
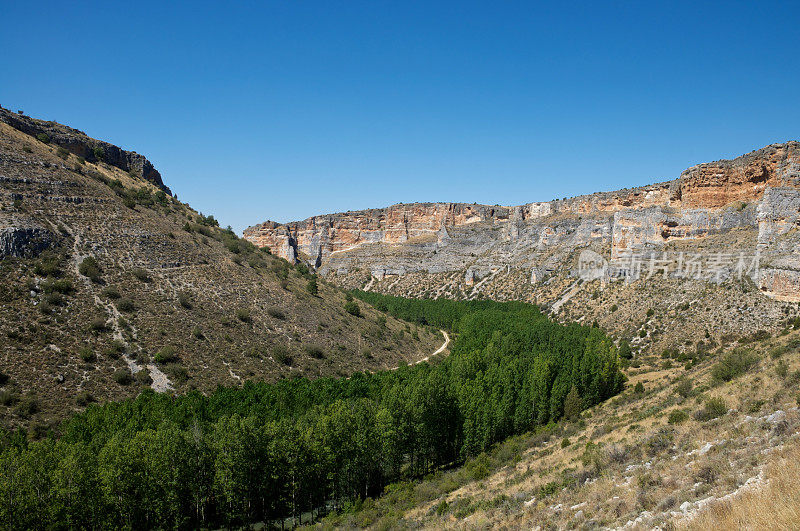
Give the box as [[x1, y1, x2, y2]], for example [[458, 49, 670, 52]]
[[245, 142, 800, 302]]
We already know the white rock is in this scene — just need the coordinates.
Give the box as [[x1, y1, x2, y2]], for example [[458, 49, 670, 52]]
[[698, 442, 714, 455], [766, 410, 786, 423]]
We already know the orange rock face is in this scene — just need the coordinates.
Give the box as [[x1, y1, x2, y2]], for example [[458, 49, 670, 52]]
[[677, 142, 800, 208]]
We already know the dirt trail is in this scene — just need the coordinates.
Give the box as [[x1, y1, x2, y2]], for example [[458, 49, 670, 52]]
[[389, 330, 450, 371], [62, 223, 173, 392], [550, 281, 580, 313]]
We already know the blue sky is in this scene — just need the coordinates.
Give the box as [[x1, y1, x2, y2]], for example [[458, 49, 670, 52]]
[[2, 1, 799, 232]]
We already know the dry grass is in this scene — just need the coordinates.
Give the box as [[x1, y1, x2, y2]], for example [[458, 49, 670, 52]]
[[686, 443, 800, 531]]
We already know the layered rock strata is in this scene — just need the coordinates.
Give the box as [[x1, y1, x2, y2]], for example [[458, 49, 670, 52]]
[[245, 142, 800, 302]]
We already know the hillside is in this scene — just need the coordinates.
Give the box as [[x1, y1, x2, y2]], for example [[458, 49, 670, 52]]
[[315, 300, 800, 529], [244, 142, 800, 357], [0, 296, 625, 528], [0, 108, 441, 431]]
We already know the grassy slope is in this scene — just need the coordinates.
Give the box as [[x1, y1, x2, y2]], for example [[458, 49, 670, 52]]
[[312, 325, 800, 529], [0, 122, 441, 431]]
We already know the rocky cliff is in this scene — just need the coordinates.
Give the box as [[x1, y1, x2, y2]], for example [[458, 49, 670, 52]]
[[244, 142, 800, 353], [245, 142, 800, 271], [0, 105, 171, 194]]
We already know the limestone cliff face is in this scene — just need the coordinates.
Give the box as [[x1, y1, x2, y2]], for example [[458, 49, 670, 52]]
[[244, 202, 511, 265], [244, 142, 800, 303], [246, 143, 799, 256], [0, 106, 171, 194]]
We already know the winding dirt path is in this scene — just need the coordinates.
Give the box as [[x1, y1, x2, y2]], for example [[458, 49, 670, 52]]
[[388, 330, 450, 371]]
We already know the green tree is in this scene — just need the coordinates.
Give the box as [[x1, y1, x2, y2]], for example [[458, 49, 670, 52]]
[[563, 385, 582, 420], [306, 277, 318, 296]]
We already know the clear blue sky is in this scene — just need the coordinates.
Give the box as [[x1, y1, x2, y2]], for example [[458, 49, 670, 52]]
[[2, 1, 799, 232]]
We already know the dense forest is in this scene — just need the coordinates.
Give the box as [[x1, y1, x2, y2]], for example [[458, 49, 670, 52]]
[[0, 295, 624, 529]]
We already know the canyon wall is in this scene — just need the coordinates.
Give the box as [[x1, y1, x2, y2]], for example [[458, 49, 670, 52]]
[[244, 142, 800, 302]]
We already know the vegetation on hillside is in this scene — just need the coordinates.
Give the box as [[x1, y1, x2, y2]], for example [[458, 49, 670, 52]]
[[0, 297, 624, 528]]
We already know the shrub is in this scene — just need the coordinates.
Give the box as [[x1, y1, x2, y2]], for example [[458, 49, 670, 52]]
[[668, 409, 689, 424], [267, 308, 286, 320], [712, 349, 759, 382], [42, 279, 73, 295], [135, 371, 153, 386], [770, 345, 788, 359], [695, 463, 722, 485], [306, 277, 319, 296], [154, 346, 178, 364], [198, 213, 218, 227], [561, 437, 571, 449], [102, 286, 121, 299], [344, 300, 361, 317], [695, 397, 727, 421], [776, 360, 789, 379], [116, 298, 135, 312], [131, 268, 151, 282], [92, 146, 105, 161], [177, 291, 193, 310], [273, 346, 294, 366], [78, 347, 95, 362], [675, 378, 693, 399], [43, 293, 64, 307], [36, 133, 50, 143], [113, 369, 132, 385], [89, 318, 107, 333], [225, 239, 240, 254], [607, 444, 629, 464], [154, 190, 169, 206], [618, 340, 632, 360], [78, 256, 101, 282], [34, 253, 63, 277], [0, 391, 17, 407], [104, 340, 125, 359], [305, 345, 325, 359], [646, 428, 674, 456], [165, 365, 189, 383], [192, 326, 204, 339], [56, 146, 69, 160], [274, 264, 289, 280], [76, 391, 93, 406], [634, 382, 645, 394], [236, 308, 251, 323], [14, 397, 40, 418]]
